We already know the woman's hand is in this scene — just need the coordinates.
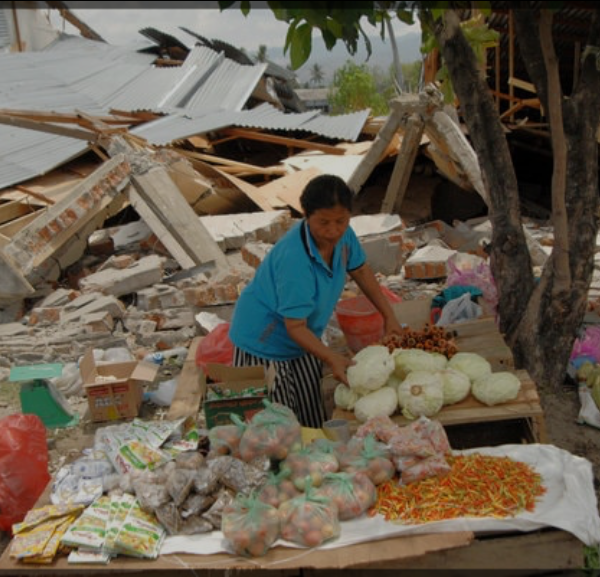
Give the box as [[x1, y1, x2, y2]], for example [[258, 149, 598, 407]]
[[325, 351, 355, 387], [383, 314, 405, 338]]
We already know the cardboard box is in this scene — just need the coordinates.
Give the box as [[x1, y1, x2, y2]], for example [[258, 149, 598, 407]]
[[80, 349, 159, 422], [201, 363, 275, 428]]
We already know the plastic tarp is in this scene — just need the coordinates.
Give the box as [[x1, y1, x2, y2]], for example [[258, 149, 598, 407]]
[[160, 443, 600, 555]]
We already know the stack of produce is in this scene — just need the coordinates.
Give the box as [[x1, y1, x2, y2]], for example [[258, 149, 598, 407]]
[[334, 343, 523, 422]]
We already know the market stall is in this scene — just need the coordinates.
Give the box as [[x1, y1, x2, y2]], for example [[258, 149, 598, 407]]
[[1, 302, 598, 574]]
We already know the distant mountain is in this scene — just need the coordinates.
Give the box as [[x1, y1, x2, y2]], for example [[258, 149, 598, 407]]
[[264, 30, 423, 86]]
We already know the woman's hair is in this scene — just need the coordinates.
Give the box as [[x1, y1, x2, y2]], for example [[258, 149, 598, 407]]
[[300, 174, 353, 217]]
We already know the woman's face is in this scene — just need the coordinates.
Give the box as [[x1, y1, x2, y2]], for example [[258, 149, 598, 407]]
[[306, 205, 351, 250]]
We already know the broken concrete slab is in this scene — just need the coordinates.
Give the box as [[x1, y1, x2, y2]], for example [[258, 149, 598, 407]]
[[60, 293, 127, 325], [3, 155, 131, 290], [78, 254, 166, 297]]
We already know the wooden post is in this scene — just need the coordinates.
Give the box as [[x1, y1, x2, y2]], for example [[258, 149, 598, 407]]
[[508, 10, 515, 122], [347, 107, 404, 194], [381, 114, 425, 214]]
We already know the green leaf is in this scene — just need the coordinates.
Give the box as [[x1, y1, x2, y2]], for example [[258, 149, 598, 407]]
[[289, 22, 313, 70], [396, 9, 415, 26]]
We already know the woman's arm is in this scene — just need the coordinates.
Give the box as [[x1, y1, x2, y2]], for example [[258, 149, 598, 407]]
[[349, 262, 404, 336], [284, 318, 354, 386]]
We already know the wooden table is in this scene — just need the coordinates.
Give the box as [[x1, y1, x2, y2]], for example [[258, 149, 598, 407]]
[[333, 369, 548, 445]]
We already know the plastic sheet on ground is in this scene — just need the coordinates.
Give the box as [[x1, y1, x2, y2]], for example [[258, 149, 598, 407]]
[[160, 443, 600, 556]]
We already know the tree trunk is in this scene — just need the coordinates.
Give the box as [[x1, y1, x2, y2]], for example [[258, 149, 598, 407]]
[[431, 6, 600, 392], [511, 7, 600, 390]]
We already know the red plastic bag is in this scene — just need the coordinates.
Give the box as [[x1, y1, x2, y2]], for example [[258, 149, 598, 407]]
[[196, 322, 234, 373], [0, 414, 51, 533]]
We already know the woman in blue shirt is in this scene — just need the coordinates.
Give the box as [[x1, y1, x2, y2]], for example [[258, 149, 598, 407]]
[[229, 174, 403, 427]]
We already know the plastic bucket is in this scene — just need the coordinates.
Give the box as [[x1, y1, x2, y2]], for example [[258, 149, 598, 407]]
[[335, 295, 385, 353]]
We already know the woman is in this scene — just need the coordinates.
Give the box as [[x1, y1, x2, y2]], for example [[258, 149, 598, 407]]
[[229, 174, 403, 428]]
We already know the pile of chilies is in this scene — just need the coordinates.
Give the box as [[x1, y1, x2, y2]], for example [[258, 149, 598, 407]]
[[370, 453, 546, 524]]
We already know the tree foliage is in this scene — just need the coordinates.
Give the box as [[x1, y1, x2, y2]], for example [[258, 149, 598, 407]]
[[328, 61, 392, 115]]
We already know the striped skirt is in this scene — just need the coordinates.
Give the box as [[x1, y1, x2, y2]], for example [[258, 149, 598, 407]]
[[232, 346, 326, 429]]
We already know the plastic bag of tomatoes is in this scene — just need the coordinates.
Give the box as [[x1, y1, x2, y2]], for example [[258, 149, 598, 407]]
[[279, 480, 340, 548], [222, 492, 280, 557]]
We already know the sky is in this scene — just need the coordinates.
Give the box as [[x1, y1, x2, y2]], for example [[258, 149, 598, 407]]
[[47, 2, 422, 81]]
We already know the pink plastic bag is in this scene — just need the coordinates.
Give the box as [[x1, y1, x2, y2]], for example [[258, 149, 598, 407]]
[[0, 414, 51, 533], [195, 322, 234, 373], [446, 254, 498, 313], [571, 326, 600, 363]]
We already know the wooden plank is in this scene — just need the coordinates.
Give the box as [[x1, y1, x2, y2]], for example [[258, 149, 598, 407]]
[[376, 529, 584, 571], [179, 150, 287, 176], [381, 113, 425, 214], [222, 127, 346, 156], [0, 200, 37, 225], [167, 337, 204, 420], [258, 167, 323, 213], [0, 113, 97, 141], [333, 369, 544, 431], [187, 158, 280, 212], [348, 107, 404, 193], [131, 166, 228, 269]]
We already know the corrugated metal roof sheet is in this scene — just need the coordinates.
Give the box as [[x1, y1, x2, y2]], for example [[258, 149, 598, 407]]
[[132, 103, 368, 145], [0, 33, 369, 191], [0, 6, 10, 51]]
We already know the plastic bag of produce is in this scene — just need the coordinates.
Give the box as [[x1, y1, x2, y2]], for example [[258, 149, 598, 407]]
[[222, 492, 280, 557], [239, 400, 302, 462], [315, 471, 376, 520], [279, 480, 340, 548], [338, 434, 395, 485], [279, 445, 339, 491]]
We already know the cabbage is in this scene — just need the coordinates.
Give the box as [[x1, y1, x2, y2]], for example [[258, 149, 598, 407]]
[[447, 352, 492, 382], [397, 370, 445, 419], [347, 345, 395, 393], [472, 371, 521, 406], [334, 383, 360, 411], [437, 368, 471, 405], [354, 386, 398, 423], [394, 348, 448, 379]]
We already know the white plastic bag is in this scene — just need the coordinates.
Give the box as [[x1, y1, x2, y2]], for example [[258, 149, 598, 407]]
[[577, 384, 600, 429], [436, 293, 482, 326]]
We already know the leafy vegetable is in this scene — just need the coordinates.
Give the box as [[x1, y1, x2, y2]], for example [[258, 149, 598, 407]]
[[347, 345, 395, 393], [447, 352, 492, 382], [471, 372, 521, 406], [354, 386, 398, 423], [393, 348, 448, 380], [397, 371, 445, 420]]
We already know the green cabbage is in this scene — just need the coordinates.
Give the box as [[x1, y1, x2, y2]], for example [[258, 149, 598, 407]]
[[393, 348, 448, 380], [471, 371, 521, 406], [347, 345, 395, 393], [397, 370, 445, 419]]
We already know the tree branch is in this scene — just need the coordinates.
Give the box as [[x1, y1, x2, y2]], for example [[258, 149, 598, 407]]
[[539, 10, 571, 293]]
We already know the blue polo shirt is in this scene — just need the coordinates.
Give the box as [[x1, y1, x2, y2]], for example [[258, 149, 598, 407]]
[[229, 219, 366, 360]]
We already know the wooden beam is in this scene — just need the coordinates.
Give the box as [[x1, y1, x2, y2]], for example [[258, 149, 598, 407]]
[[0, 109, 134, 127], [130, 166, 228, 269], [0, 114, 97, 141], [14, 186, 55, 205], [178, 150, 286, 176], [221, 128, 346, 156], [348, 107, 405, 194], [11, 2, 23, 52], [45, 1, 105, 42], [381, 114, 425, 214], [508, 76, 537, 94]]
